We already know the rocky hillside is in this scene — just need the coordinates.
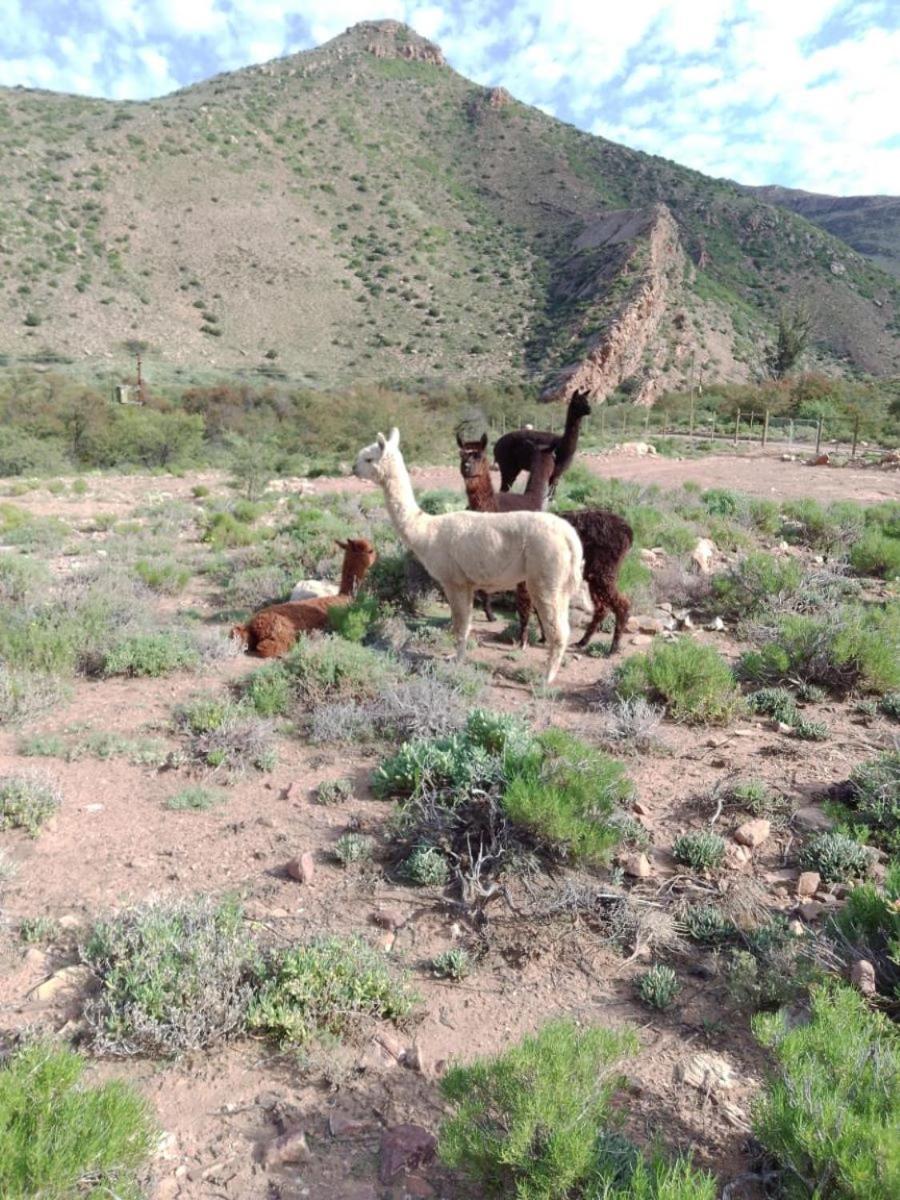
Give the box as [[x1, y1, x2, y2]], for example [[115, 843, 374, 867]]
[[1, 19, 899, 398], [746, 185, 900, 280]]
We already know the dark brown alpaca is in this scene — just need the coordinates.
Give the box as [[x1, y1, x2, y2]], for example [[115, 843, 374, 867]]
[[232, 538, 377, 657], [457, 436, 633, 652], [492, 388, 592, 495]]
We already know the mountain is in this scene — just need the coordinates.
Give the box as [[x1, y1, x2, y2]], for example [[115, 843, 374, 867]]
[[1, 19, 898, 401], [744, 185, 900, 280]]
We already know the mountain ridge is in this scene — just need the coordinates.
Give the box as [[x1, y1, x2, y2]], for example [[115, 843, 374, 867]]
[[1, 19, 898, 398]]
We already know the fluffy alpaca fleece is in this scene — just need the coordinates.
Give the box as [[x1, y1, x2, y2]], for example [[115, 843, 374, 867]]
[[459, 436, 633, 651], [354, 428, 582, 683], [493, 388, 592, 494], [233, 538, 376, 658]]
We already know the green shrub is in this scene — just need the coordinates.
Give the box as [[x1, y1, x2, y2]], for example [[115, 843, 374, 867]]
[[0, 1041, 156, 1200], [881, 693, 900, 721], [203, 511, 261, 548], [712, 552, 802, 617], [432, 948, 472, 980], [753, 986, 900, 1199], [726, 917, 822, 1011], [247, 936, 414, 1046], [438, 1019, 638, 1200], [849, 531, 900, 581], [595, 1152, 716, 1199], [327, 594, 381, 642], [402, 844, 450, 886], [174, 694, 276, 773], [19, 915, 61, 944], [682, 903, 731, 943], [241, 663, 293, 716], [672, 830, 726, 871], [101, 631, 199, 678], [134, 558, 191, 593], [333, 832, 375, 865], [314, 777, 353, 805], [832, 874, 900, 1002], [0, 773, 60, 835], [0, 668, 66, 726], [614, 640, 741, 725], [738, 605, 900, 696], [792, 717, 829, 741], [419, 488, 465, 514], [82, 896, 254, 1055], [727, 778, 773, 814], [284, 635, 397, 703], [800, 832, 872, 883], [847, 752, 900, 852], [635, 964, 679, 1011], [165, 786, 225, 812]]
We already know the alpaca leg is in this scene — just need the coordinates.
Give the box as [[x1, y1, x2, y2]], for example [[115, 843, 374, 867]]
[[477, 589, 495, 622], [532, 593, 570, 684], [609, 588, 631, 654], [576, 582, 608, 648], [256, 637, 282, 658], [445, 585, 474, 662], [499, 467, 518, 493], [515, 583, 532, 648]]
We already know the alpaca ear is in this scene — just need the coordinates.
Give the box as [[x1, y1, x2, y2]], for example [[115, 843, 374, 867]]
[[479, 433, 488, 450], [387, 428, 400, 448], [376, 432, 386, 449], [336, 539, 348, 550]]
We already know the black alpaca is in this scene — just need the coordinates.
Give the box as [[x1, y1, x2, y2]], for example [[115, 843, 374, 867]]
[[493, 388, 592, 495]]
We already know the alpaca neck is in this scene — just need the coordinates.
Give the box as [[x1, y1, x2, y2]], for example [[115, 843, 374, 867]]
[[464, 466, 498, 512], [380, 452, 428, 546], [524, 461, 552, 505], [338, 557, 365, 596], [559, 407, 585, 458]]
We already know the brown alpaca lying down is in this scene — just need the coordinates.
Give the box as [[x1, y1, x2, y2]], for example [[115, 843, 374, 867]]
[[233, 538, 376, 658]]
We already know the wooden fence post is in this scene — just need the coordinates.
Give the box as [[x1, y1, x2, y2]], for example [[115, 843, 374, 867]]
[[851, 414, 860, 458], [734, 409, 741, 446], [815, 417, 823, 456], [600, 408, 606, 440], [762, 409, 769, 448]]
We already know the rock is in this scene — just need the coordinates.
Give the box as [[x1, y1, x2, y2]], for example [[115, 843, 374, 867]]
[[379, 1124, 437, 1183], [794, 806, 834, 833], [677, 1053, 736, 1092], [265, 1127, 312, 1166], [633, 800, 651, 816], [797, 871, 821, 898], [328, 1113, 376, 1138], [788, 919, 805, 936], [290, 579, 339, 602], [680, 614, 694, 629], [57, 914, 81, 930], [690, 537, 716, 575], [286, 851, 315, 883], [657, 602, 673, 614], [629, 634, 652, 646], [734, 818, 771, 848], [370, 909, 405, 931], [404, 1176, 435, 1198], [707, 616, 726, 632], [623, 852, 652, 878], [374, 1030, 406, 1063], [637, 616, 663, 634], [30, 964, 95, 1003], [798, 900, 825, 921], [724, 844, 752, 870], [775, 721, 795, 734], [850, 959, 877, 996], [404, 1042, 427, 1074], [23, 948, 49, 970]]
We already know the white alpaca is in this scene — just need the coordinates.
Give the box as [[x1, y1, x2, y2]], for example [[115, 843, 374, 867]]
[[353, 429, 583, 683]]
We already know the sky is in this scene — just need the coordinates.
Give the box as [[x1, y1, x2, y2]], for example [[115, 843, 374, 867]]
[[1, 1, 898, 195]]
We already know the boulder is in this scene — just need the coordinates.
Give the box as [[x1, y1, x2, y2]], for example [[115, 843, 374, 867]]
[[797, 871, 821, 898], [850, 959, 877, 996], [379, 1125, 437, 1183], [734, 819, 771, 848], [690, 538, 716, 575]]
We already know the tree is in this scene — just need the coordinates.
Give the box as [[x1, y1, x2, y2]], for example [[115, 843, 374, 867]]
[[766, 304, 812, 378]]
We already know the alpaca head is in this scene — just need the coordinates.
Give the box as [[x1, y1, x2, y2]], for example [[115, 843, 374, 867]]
[[336, 537, 378, 581], [354, 428, 400, 483], [456, 431, 489, 481], [568, 388, 593, 419], [230, 623, 250, 649]]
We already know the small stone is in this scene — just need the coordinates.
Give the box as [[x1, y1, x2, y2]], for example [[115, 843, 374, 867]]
[[623, 852, 652, 878], [657, 602, 673, 614], [379, 931, 396, 952], [788, 919, 805, 936], [724, 844, 752, 870], [58, 914, 81, 930], [794, 806, 834, 833], [30, 964, 95, 1003], [797, 871, 821, 898], [404, 1043, 427, 1074], [633, 800, 651, 816], [677, 1053, 735, 1092], [83, 803, 104, 813], [850, 959, 877, 996], [707, 616, 725, 632], [629, 634, 652, 646], [374, 1030, 406, 1063], [798, 900, 825, 921], [23, 948, 49, 970], [370, 909, 405, 931], [637, 616, 663, 634], [328, 1113, 375, 1138], [265, 1127, 312, 1166], [734, 818, 770, 848], [379, 1124, 437, 1184], [404, 1176, 436, 1198], [775, 721, 795, 734], [680, 614, 694, 629], [286, 851, 315, 884]]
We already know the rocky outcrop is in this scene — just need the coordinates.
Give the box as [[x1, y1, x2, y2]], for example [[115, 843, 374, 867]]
[[542, 204, 685, 404], [467, 86, 513, 122], [362, 21, 445, 66]]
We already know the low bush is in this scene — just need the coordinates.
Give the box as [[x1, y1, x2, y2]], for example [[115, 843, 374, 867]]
[[832, 870, 900, 1002], [682, 903, 732, 943], [327, 594, 381, 642], [800, 831, 872, 883], [402, 844, 450, 886], [0, 773, 60, 835], [747, 686, 800, 724], [671, 830, 726, 871], [738, 604, 900, 696], [635, 964, 679, 1010], [753, 986, 900, 1199], [82, 896, 255, 1055], [174, 694, 277, 773], [0, 1040, 156, 1200], [432, 947, 472, 980], [203, 511, 264, 549], [314, 777, 353, 805], [847, 751, 900, 852], [19, 915, 61, 944], [247, 936, 414, 1046], [134, 558, 191, 593], [712, 552, 802, 617], [101, 631, 200, 678], [726, 917, 822, 1011], [241, 663, 293, 717], [438, 1019, 637, 1200], [0, 667, 66, 726], [284, 635, 398, 704], [333, 831, 375, 865], [364, 549, 438, 615], [614, 640, 741, 725], [849, 531, 900, 581], [165, 786, 225, 812]]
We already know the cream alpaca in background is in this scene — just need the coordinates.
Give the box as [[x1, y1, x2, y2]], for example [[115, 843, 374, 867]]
[[353, 428, 583, 683]]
